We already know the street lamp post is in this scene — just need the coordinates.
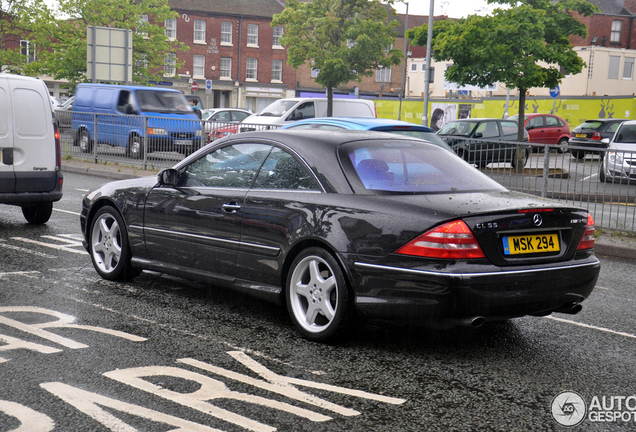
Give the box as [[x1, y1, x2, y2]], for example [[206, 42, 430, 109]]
[[397, 1, 408, 121], [422, 0, 434, 127]]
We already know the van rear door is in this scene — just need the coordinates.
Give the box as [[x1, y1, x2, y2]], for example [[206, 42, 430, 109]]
[[10, 77, 57, 193], [0, 76, 15, 193]]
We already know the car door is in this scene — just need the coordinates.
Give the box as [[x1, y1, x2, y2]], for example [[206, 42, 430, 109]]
[[238, 147, 323, 287], [525, 116, 545, 144], [142, 142, 273, 279], [471, 120, 501, 166], [0, 77, 15, 193]]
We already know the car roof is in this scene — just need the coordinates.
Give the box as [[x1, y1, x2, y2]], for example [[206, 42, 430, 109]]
[[282, 117, 433, 131]]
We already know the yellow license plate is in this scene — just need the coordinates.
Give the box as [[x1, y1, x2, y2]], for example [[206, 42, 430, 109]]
[[575, 133, 586, 138], [502, 234, 559, 255]]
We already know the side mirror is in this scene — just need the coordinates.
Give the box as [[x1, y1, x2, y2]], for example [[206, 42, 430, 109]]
[[601, 138, 610, 145], [158, 168, 180, 187], [473, 132, 483, 138]]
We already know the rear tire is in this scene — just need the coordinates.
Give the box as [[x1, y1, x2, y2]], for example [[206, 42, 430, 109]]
[[286, 248, 350, 342], [557, 138, 569, 153], [22, 202, 53, 224], [571, 150, 586, 160], [78, 129, 92, 153]]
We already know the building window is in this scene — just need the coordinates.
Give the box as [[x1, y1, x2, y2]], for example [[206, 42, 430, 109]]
[[410, 63, 418, 72], [165, 18, 176, 39], [135, 53, 148, 69], [273, 26, 283, 47], [194, 20, 206, 43], [609, 55, 620, 79], [164, 53, 176, 76], [311, 68, 320, 78], [221, 22, 232, 44], [193, 55, 205, 78], [376, 66, 391, 82], [623, 57, 634, 80], [611, 20, 622, 44], [220, 57, 232, 79], [429, 67, 435, 83], [271, 59, 282, 81], [247, 24, 259, 46], [20, 40, 35, 64], [246, 57, 257, 80], [137, 15, 148, 36]]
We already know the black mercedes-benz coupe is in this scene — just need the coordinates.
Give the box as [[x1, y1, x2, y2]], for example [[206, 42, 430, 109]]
[[80, 130, 600, 341]]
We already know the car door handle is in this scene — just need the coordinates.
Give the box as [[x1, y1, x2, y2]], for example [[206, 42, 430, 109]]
[[222, 203, 241, 213]]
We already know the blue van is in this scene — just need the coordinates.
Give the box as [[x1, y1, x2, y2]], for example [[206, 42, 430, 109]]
[[72, 84, 202, 159]]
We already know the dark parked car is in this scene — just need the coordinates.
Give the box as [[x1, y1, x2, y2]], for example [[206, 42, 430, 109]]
[[568, 119, 628, 159], [80, 130, 600, 341], [509, 113, 571, 152], [436, 118, 529, 168]]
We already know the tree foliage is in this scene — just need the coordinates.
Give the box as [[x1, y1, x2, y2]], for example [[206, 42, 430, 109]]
[[2, 0, 186, 90], [272, 0, 402, 115], [408, 0, 599, 145]]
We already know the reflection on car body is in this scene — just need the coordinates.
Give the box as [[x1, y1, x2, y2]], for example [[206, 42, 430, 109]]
[[80, 130, 600, 342]]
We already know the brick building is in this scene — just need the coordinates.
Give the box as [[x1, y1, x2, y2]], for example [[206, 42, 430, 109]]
[[156, 0, 294, 110]]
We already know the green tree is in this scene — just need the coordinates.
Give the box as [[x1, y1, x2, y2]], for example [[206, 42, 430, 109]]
[[7, 0, 186, 90], [408, 0, 598, 168], [272, 0, 402, 116]]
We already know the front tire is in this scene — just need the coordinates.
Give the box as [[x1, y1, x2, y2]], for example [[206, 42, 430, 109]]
[[286, 248, 350, 342], [22, 202, 53, 224], [126, 135, 143, 159], [89, 206, 140, 281]]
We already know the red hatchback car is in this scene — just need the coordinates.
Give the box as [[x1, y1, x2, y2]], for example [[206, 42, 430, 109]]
[[510, 113, 571, 152]]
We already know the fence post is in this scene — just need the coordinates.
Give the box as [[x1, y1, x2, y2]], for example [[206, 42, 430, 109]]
[[143, 116, 148, 171], [541, 147, 550, 198], [93, 114, 98, 164]]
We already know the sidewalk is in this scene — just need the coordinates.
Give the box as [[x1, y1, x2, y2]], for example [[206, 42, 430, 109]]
[[60, 158, 636, 261]]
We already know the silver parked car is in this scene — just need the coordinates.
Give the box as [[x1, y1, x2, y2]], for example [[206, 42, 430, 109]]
[[599, 120, 636, 183]]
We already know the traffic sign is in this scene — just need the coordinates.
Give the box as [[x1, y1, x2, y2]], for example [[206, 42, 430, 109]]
[[206, 79, 212, 94], [191, 81, 198, 92], [549, 86, 560, 98]]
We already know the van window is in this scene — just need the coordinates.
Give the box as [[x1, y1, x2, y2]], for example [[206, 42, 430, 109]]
[[14, 88, 47, 137], [0, 87, 8, 136], [95, 88, 117, 110], [117, 90, 135, 114], [136, 90, 192, 113], [289, 102, 315, 120]]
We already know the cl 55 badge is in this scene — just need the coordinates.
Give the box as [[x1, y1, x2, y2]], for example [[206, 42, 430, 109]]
[[476, 222, 498, 229]]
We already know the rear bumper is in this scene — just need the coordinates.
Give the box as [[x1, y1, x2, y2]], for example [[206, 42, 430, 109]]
[[349, 255, 600, 326], [0, 171, 63, 205]]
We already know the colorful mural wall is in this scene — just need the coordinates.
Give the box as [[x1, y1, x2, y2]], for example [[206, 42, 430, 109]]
[[374, 97, 636, 128]]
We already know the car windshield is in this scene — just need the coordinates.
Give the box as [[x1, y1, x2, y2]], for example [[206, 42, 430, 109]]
[[437, 121, 479, 137], [340, 140, 505, 193], [615, 125, 636, 143], [136, 90, 193, 114], [257, 100, 298, 117]]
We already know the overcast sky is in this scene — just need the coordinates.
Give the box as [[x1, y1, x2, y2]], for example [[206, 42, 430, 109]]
[[392, 0, 496, 18]]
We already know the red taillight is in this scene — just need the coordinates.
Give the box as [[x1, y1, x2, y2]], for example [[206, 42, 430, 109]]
[[590, 132, 602, 140], [54, 122, 61, 169], [577, 214, 595, 250], [394, 220, 485, 259], [518, 208, 554, 213]]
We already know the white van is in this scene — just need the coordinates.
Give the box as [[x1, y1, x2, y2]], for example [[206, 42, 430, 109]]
[[0, 73, 63, 224], [240, 97, 376, 131]]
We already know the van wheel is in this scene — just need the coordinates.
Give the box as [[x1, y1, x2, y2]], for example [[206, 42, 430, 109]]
[[78, 130, 92, 153], [127, 135, 143, 159], [22, 203, 53, 224]]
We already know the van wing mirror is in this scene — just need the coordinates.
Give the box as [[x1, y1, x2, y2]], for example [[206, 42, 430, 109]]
[[158, 168, 181, 187]]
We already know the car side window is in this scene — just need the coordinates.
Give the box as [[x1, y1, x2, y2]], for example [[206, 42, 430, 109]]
[[233, 111, 250, 122], [116, 90, 134, 114], [182, 143, 272, 188], [526, 116, 543, 130], [545, 116, 559, 127], [252, 148, 320, 190], [500, 121, 519, 136], [216, 111, 231, 122], [289, 102, 315, 121], [476, 121, 499, 138]]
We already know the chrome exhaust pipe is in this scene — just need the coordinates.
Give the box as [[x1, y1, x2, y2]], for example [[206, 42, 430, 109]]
[[554, 303, 583, 315], [447, 316, 486, 328]]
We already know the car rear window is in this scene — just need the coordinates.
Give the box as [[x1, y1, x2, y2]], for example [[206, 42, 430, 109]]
[[437, 121, 478, 137], [339, 140, 505, 193], [578, 121, 603, 131]]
